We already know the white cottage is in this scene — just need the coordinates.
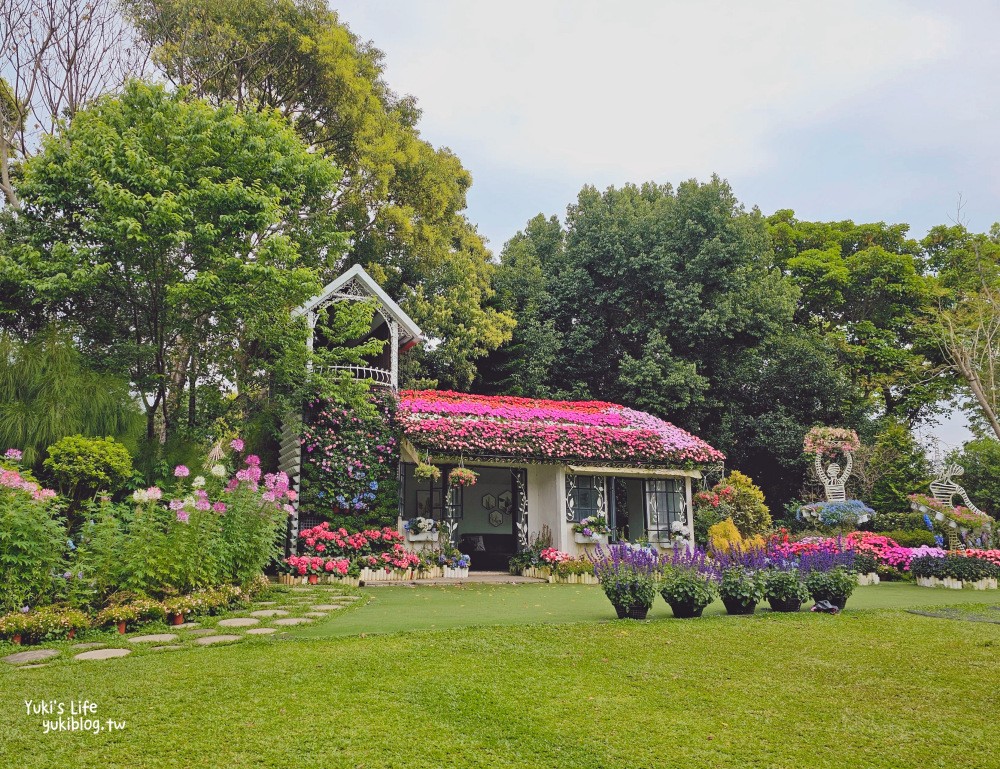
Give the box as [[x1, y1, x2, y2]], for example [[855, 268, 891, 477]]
[[281, 264, 725, 566]]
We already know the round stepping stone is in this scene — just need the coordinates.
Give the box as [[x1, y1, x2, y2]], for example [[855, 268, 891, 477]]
[[289, 587, 312, 593], [272, 617, 312, 626], [152, 645, 183, 651], [70, 642, 105, 651], [249, 609, 289, 617], [75, 648, 131, 661], [3, 649, 59, 665], [185, 628, 217, 636], [128, 634, 179, 643], [175, 622, 200, 629], [255, 601, 277, 606], [311, 604, 347, 611], [245, 627, 277, 635], [195, 634, 242, 645], [304, 612, 328, 618], [18, 663, 51, 669], [217, 618, 260, 628]]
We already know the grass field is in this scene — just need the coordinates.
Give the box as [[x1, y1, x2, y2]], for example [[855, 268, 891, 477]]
[[3, 584, 999, 768]]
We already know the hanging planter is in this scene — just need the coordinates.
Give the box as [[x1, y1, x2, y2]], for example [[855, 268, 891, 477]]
[[414, 460, 441, 483], [449, 467, 479, 488]]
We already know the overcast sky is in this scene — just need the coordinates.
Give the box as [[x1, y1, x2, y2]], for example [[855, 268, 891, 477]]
[[340, 0, 998, 449]]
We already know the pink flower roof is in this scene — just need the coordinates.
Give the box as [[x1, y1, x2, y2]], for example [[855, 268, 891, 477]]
[[398, 390, 724, 466]]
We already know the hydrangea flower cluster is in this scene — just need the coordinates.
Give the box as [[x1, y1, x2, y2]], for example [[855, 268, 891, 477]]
[[397, 390, 724, 465]]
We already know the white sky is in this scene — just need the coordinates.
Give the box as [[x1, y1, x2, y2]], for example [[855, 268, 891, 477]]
[[339, 0, 1000, 447]]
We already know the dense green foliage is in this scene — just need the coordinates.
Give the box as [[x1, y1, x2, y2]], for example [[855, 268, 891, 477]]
[[42, 435, 134, 504], [126, 0, 514, 389], [479, 181, 872, 507], [299, 391, 400, 529], [0, 492, 65, 613], [0, 330, 142, 466], [4, 82, 345, 443]]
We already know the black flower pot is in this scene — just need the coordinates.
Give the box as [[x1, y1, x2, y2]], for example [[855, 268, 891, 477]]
[[828, 594, 849, 611], [667, 599, 705, 619], [613, 603, 650, 620], [722, 596, 757, 616], [768, 596, 802, 613]]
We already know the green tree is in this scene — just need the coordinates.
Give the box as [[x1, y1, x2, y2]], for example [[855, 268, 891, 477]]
[[949, 438, 1000, 518], [477, 179, 868, 508], [766, 210, 948, 424], [851, 420, 929, 512], [126, 0, 514, 387], [0, 329, 142, 466], [4, 81, 345, 442], [926, 224, 1000, 440]]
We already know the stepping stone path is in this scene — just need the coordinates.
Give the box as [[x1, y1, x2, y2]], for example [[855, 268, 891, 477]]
[[272, 617, 312, 626], [175, 622, 200, 629], [289, 587, 313, 593], [70, 643, 106, 651], [75, 648, 131, 661], [185, 628, 218, 636], [311, 605, 347, 611], [129, 634, 179, 643], [255, 601, 277, 606], [195, 634, 242, 646], [19, 663, 51, 669], [245, 628, 277, 635], [218, 618, 260, 628], [249, 609, 289, 617], [304, 612, 328, 618], [3, 649, 60, 665], [152, 645, 183, 651]]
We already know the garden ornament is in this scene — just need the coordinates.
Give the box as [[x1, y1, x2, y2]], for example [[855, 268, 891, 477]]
[[930, 464, 985, 517], [814, 453, 852, 503]]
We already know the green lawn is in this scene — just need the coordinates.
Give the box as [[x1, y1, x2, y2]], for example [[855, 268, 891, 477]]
[[3, 584, 999, 768], [294, 581, 1000, 638]]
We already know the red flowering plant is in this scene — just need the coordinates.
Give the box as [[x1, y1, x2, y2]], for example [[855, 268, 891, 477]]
[[285, 521, 417, 574], [299, 391, 400, 528], [398, 390, 724, 466]]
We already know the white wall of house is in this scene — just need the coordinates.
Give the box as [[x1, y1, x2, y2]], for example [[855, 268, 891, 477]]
[[527, 464, 565, 550]]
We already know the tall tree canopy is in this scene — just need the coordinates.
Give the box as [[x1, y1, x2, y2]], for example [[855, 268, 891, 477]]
[[3, 81, 345, 441], [766, 210, 948, 424], [126, 0, 514, 388], [478, 178, 868, 507]]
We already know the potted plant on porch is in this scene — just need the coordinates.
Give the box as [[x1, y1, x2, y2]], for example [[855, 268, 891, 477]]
[[405, 516, 439, 543], [573, 515, 610, 544], [593, 543, 658, 619]]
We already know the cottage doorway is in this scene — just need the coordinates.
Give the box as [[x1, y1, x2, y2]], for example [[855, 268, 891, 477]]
[[454, 466, 518, 571]]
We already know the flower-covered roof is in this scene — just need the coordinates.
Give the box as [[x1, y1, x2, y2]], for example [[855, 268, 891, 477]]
[[398, 390, 724, 466]]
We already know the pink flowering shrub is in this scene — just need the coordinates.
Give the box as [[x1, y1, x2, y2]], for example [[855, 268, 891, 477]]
[[119, 441, 294, 592], [284, 521, 416, 575], [0, 450, 66, 612], [398, 390, 724, 465], [803, 426, 861, 457], [540, 547, 572, 564]]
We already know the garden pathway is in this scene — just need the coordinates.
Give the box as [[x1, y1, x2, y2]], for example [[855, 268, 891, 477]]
[[2, 585, 361, 667]]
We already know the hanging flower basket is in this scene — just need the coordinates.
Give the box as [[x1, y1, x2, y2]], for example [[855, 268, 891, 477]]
[[414, 462, 441, 483], [449, 467, 479, 488]]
